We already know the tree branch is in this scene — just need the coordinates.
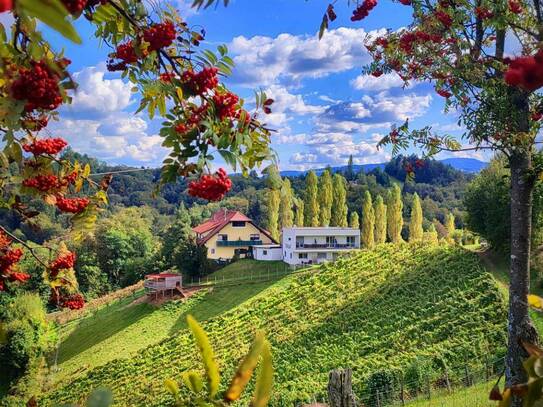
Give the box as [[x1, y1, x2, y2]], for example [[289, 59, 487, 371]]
[[0, 225, 50, 269]]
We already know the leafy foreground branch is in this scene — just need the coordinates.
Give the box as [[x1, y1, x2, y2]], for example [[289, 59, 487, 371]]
[[35, 315, 273, 407]]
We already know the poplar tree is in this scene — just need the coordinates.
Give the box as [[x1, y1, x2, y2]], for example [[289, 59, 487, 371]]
[[303, 171, 320, 227], [349, 211, 360, 229], [446, 213, 456, 242], [409, 193, 424, 242], [331, 173, 348, 227], [387, 184, 403, 243], [295, 198, 304, 227], [374, 195, 387, 244], [279, 178, 294, 229], [267, 189, 281, 242], [361, 190, 375, 248], [318, 170, 333, 226]]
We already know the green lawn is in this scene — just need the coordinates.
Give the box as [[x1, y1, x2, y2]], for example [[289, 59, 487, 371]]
[[53, 260, 288, 382], [189, 259, 291, 284], [408, 381, 495, 407]]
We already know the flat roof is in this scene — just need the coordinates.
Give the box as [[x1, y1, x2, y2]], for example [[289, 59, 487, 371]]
[[253, 244, 282, 248], [146, 273, 181, 279], [282, 227, 359, 231]]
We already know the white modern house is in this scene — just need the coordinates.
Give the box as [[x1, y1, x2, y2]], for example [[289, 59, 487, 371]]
[[281, 227, 361, 266]]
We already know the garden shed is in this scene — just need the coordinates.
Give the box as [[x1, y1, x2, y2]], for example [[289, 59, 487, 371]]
[[144, 273, 183, 299]]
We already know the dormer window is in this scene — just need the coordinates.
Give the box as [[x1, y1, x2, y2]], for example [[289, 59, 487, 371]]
[[232, 221, 246, 227]]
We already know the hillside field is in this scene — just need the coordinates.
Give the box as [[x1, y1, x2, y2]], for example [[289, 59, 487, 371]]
[[42, 244, 507, 406]]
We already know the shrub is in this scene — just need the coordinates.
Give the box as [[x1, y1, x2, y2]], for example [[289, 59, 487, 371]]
[[404, 357, 434, 397], [366, 369, 397, 406]]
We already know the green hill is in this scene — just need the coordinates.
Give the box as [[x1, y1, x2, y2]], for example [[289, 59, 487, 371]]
[[42, 244, 507, 406]]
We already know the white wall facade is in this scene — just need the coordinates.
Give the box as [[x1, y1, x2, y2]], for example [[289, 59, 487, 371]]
[[282, 227, 361, 266], [253, 245, 283, 261]]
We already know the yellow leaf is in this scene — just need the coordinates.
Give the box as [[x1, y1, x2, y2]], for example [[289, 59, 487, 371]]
[[83, 163, 91, 178], [498, 388, 511, 407], [176, 87, 183, 101], [252, 340, 273, 407], [43, 194, 57, 205], [528, 294, 543, 310], [225, 331, 265, 402], [182, 371, 203, 393], [186, 315, 220, 397], [164, 379, 179, 397]]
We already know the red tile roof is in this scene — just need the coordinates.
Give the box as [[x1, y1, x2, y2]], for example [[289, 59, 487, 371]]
[[192, 209, 277, 244]]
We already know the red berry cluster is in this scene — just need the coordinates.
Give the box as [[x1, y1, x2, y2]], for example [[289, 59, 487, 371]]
[[159, 72, 176, 83], [475, 6, 494, 19], [213, 91, 240, 121], [188, 168, 232, 201], [55, 196, 90, 214], [61, 0, 87, 13], [434, 10, 453, 28], [23, 138, 68, 156], [505, 49, 543, 92], [143, 21, 177, 52], [532, 112, 543, 121], [11, 61, 64, 112], [398, 0, 411, 4], [59, 293, 85, 310], [50, 252, 76, 278], [23, 174, 62, 192], [181, 67, 219, 96], [0, 231, 27, 291], [508, 0, 523, 13], [436, 88, 452, 98], [0, 0, 13, 13], [399, 31, 442, 54], [351, 0, 377, 21], [371, 70, 383, 77]]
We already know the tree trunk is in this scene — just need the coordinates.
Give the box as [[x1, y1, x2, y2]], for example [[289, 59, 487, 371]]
[[506, 147, 539, 406]]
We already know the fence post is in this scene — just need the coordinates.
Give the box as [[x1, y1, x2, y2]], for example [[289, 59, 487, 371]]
[[327, 369, 357, 407], [444, 367, 451, 393], [376, 391, 381, 407], [426, 376, 431, 400], [400, 375, 405, 406]]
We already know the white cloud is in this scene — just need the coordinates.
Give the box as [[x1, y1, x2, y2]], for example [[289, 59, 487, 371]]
[[262, 85, 326, 127], [229, 27, 384, 87], [62, 65, 133, 119], [351, 72, 405, 91], [274, 133, 308, 145]]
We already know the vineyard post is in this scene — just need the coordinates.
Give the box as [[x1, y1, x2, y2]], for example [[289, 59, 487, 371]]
[[376, 390, 381, 407], [444, 366, 451, 393], [399, 374, 405, 406], [425, 375, 431, 400], [327, 369, 357, 407]]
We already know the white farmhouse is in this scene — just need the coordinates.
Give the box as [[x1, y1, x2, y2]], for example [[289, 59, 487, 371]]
[[281, 227, 361, 266]]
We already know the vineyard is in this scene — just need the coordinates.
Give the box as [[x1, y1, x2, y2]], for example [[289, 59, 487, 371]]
[[42, 244, 507, 406]]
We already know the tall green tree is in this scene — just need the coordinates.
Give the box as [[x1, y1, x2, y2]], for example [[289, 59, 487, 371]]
[[387, 184, 403, 243], [445, 213, 455, 242], [331, 173, 348, 227], [344, 154, 355, 181], [280, 178, 294, 229], [361, 191, 375, 248], [374, 195, 387, 244], [267, 189, 281, 241], [318, 170, 333, 226], [349, 211, 360, 229], [409, 193, 424, 242], [304, 171, 320, 227], [295, 198, 304, 227]]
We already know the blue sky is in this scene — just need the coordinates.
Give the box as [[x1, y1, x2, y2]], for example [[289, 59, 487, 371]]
[[21, 0, 485, 170]]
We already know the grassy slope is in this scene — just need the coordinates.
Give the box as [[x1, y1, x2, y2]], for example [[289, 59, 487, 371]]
[[54, 259, 282, 377], [43, 244, 507, 406]]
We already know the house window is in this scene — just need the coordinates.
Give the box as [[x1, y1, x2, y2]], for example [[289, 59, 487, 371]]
[[299, 253, 308, 259], [218, 234, 228, 241], [250, 234, 260, 241], [263, 250, 268, 255], [211, 248, 215, 254], [318, 253, 327, 259], [232, 221, 246, 227], [347, 236, 356, 246], [326, 236, 337, 245]]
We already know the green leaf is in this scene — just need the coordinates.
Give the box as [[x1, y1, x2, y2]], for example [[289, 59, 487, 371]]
[[219, 150, 237, 170], [18, 0, 81, 44], [86, 388, 113, 407], [164, 379, 180, 397], [182, 371, 204, 393], [252, 340, 273, 407], [225, 331, 265, 402], [186, 315, 220, 397]]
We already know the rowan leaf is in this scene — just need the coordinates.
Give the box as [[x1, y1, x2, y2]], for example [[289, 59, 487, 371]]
[[225, 331, 265, 402], [182, 371, 203, 393], [251, 340, 273, 407], [164, 379, 180, 397], [186, 315, 220, 397]]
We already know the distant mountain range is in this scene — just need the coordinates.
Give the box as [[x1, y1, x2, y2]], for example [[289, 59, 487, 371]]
[[279, 157, 487, 177]]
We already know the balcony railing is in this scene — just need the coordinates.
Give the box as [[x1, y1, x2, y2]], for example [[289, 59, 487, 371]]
[[217, 240, 263, 247], [295, 243, 356, 249]]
